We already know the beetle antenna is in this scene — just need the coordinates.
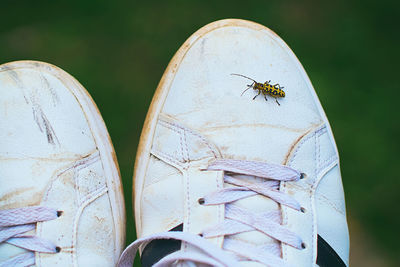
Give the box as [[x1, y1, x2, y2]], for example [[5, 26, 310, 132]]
[[231, 73, 257, 83], [241, 86, 252, 96]]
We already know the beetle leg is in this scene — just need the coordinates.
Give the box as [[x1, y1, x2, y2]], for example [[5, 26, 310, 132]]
[[275, 98, 280, 106], [253, 90, 261, 100], [247, 81, 255, 87], [261, 89, 268, 101]]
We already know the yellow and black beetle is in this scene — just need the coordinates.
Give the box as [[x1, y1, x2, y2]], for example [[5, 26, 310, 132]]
[[231, 73, 285, 105]]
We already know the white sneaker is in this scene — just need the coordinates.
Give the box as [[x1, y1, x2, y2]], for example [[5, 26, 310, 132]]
[[119, 19, 349, 267], [0, 61, 125, 266]]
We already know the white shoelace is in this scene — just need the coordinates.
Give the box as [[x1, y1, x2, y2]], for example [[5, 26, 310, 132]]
[[118, 159, 305, 267], [0, 206, 60, 267]]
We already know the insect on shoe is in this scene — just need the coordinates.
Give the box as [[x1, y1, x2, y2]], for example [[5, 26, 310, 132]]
[[0, 61, 125, 266], [118, 19, 349, 267]]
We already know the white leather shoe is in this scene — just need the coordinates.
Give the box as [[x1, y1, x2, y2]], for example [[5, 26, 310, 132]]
[[119, 19, 349, 267], [0, 61, 125, 266]]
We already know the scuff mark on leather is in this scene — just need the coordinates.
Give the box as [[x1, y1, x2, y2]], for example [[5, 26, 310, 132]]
[[4, 66, 29, 104], [4, 67, 61, 145], [31, 97, 60, 146], [40, 73, 60, 106]]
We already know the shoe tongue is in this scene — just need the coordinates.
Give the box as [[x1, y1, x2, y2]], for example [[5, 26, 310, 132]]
[[223, 175, 282, 259]]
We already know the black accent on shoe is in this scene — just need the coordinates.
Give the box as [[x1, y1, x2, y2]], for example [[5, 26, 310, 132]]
[[317, 234, 347, 267], [141, 225, 346, 267], [141, 224, 183, 267]]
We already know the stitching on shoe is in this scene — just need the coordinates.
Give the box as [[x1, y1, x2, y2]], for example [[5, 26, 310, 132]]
[[154, 122, 185, 163], [311, 130, 318, 264], [283, 124, 326, 262], [288, 125, 327, 166], [288, 131, 316, 166], [72, 185, 108, 265], [159, 119, 218, 158], [184, 172, 190, 251], [157, 117, 225, 248], [183, 129, 190, 164], [314, 131, 318, 179], [179, 128, 186, 164], [310, 153, 316, 263], [315, 194, 345, 215], [37, 149, 102, 265], [153, 119, 216, 167], [311, 187, 316, 263], [75, 153, 102, 204], [316, 129, 337, 174], [158, 118, 218, 159], [151, 149, 186, 168], [313, 162, 344, 215], [317, 127, 328, 136], [317, 155, 337, 174]]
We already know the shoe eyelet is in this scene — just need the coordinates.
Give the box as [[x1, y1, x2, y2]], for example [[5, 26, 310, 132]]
[[57, 211, 63, 217], [300, 207, 306, 213], [300, 173, 306, 179], [55, 246, 62, 253], [198, 198, 205, 205], [301, 242, 307, 249]]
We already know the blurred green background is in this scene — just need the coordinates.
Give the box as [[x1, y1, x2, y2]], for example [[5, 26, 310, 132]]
[[1, 0, 399, 266]]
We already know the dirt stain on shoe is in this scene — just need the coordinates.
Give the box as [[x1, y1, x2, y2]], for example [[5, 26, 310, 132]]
[[0, 187, 42, 209]]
